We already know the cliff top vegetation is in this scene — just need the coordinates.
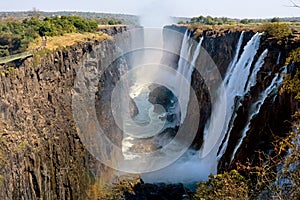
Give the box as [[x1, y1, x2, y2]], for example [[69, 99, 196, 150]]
[[0, 15, 115, 57]]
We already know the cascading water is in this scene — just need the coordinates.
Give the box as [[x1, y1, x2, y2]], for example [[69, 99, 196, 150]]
[[177, 30, 203, 123], [202, 32, 261, 163], [224, 31, 245, 86], [216, 32, 245, 159], [245, 49, 269, 92], [217, 47, 269, 160], [231, 67, 287, 161]]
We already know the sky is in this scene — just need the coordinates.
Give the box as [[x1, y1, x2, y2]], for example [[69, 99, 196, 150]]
[[0, 0, 300, 19]]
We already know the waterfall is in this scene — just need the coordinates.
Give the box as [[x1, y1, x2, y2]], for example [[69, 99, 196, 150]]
[[177, 31, 203, 123], [143, 31, 269, 183], [125, 28, 286, 183], [225, 33, 261, 96], [216, 32, 244, 159], [217, 47, 269, 160], [224, 31, 244, 86], [245, 49, 269, 92], [231, 68, 287, 161], [141, 32, 208, 183], [202, 32, 261, 162], [277, 52, 281, 65]]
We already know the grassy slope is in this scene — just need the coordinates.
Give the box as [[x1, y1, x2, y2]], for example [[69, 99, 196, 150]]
[[28, 32, 112, 51]]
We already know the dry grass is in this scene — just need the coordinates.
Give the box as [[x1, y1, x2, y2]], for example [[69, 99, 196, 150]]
[[28, 32, 112, 51]]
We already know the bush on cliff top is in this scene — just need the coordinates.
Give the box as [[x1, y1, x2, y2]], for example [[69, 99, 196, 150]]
[[261, 22, 292, 39], [0, 16, 99, 56]]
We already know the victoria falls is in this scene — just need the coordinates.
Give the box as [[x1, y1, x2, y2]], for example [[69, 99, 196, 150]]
[[0, 1, 300, 200]]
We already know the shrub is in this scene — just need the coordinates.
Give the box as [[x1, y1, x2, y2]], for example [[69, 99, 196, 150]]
[[86, 176, 142, 200], [286, 47, 300, 65], [262, 23, 292, 39], [0, 16, 100, 56], [281, 70, 300, 99], [193, 170, 249, 200], [236, 112, 300, 199]]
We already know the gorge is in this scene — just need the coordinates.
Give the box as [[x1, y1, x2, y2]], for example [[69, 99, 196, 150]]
[[0, 23, 299, 199]]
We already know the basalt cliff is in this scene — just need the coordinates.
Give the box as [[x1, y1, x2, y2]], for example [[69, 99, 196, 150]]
[[0, 25, 299, 200]]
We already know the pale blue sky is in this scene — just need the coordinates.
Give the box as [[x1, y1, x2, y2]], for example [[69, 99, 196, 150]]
[[0, 0, 299, 19]]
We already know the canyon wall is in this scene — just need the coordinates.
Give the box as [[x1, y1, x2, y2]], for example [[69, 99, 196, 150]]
[[166, 25, 299, 172], [0, 24, 299, 199], [0, 27, 128, 200]]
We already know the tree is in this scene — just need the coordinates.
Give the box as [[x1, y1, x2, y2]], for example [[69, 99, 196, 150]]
[[240, 19, 249, 24], [262, 23, 292, 39], [271, 17, 281, 22]]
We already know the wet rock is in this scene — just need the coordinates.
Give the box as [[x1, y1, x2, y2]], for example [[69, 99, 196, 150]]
[[148, 84, 176, 111]]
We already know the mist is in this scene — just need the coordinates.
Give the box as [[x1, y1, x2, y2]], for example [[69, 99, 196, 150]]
[[138, 0, 175, 27]]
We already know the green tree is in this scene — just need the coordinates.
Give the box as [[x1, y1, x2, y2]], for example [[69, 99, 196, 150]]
[[271, 17, 281, 23], [240, 19, 249, 24], [262, 23, 292, 39]]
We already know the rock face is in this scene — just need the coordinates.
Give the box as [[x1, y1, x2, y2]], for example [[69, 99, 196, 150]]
[[148, 84, 179, 122], [0, 27, 128, 199], [162, 26, 253, 149], [219, 37, 300, 171], [0, 24, 299, 199], [166, 25, 299, 172], [125, 182, 190, 200]]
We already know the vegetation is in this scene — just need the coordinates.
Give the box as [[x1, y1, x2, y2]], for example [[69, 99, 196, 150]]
[[281, 49, 300, 99], [180, 16, 236, 25], [87, 182, 125, 200], [193, 121, 300, 199], [0, 16, 100, 56], [281, 70, 300, 100], [286, 47, 300, 65], [238, 112, 300, 200], [28, 32, 111, 51], [193, 170, 249, 200], [261, 23, 292, 40], [35, 16, 98, 36], [95, 18, 124, 25], [179, 15, 300, 26], [86, 176, 140, 200], [0, 11, 139, 25], [183, 16, 299, 44]]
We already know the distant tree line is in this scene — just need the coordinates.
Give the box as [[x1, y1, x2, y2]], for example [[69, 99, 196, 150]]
[[0, 11, 139, 26], [95, 18, 124, 25], [0, 16, 99, 57], [240, 17, 281, 24], [179, 16, 236, 25], [179, 16, 296, 25]]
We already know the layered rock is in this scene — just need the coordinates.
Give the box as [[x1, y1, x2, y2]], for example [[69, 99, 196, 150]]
[[0, 24, 299, 199], [0, 27, 128, 200]]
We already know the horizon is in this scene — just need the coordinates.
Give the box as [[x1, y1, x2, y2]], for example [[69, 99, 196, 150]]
[[0, 10, 299, 20], [0, 0, 300, 19]]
